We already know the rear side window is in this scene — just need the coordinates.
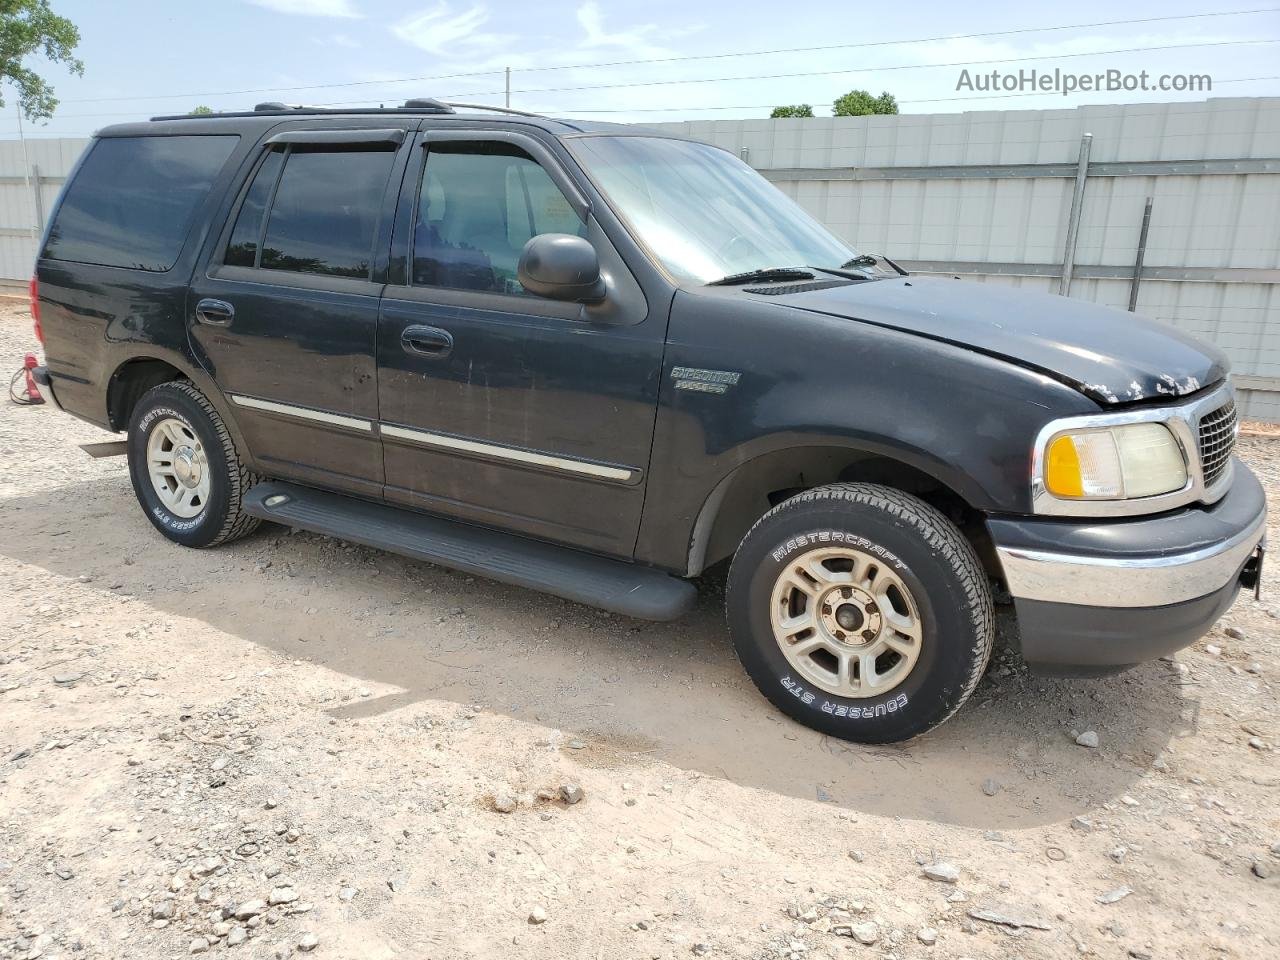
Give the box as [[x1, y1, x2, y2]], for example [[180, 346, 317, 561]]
[[224, 146, 394, 280], [43, 135, 238, 271]]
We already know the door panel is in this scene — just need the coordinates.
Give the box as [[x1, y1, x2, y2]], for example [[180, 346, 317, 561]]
[[191, 272, 384, 495], [377, 131, 664, 558], [189, 127, 411, 497]]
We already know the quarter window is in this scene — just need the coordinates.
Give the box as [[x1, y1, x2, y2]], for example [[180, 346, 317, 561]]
[[225, 146, 394, 279], [413, 142, 585, 294], [44, 135, 238, 272]]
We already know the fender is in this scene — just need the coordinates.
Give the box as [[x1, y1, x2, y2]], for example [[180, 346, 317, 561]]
[[633, 289, 1102, 572]]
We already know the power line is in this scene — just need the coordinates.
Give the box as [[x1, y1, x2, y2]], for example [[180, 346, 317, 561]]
[[13, 76, 1278, 131], [526, 76, 1280, 112], [60, 6, 1280, 105], [363, 39, 1280, 102]]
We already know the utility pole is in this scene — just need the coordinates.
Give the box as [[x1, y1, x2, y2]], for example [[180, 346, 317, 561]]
[[16, 104, 36, 244], [505, 67, 511, 108]]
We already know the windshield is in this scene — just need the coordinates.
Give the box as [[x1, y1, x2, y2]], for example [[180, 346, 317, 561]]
[[570, 135, 858, 284]]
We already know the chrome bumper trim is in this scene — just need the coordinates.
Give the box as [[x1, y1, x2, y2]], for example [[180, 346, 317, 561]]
[[997, 510, 1266, 609]]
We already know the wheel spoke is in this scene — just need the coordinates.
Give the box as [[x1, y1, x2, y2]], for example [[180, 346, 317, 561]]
[[788, 634, 827, 659], [881, 606, 921, 640], [836, 651, 853, 690], [882, 631, 918, 657], [777, 608, 816, 640], [783, 570, 821, 598], [859, 652, 881, 689]]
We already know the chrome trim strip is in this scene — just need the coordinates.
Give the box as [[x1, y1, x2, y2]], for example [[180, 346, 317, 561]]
[[1030, 381, 1235, 518], [229, 394, 373, 432], [380, 423, 636, 482], [997, 511, 1266, 608]]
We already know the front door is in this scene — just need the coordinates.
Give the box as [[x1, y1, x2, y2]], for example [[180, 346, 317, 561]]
[[189, 125, 411, 497], [376, 130, 664, 558]]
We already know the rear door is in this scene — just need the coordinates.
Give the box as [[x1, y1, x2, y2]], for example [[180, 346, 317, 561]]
[[376, 128, 663, 558], [188, 125, 413, 497]]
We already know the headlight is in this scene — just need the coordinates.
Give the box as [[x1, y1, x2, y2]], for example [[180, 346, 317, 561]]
[[1043, 422, 1188, 500]]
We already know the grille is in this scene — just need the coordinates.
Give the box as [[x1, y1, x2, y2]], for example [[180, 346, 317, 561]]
[[1198, 398, 1238, 488]]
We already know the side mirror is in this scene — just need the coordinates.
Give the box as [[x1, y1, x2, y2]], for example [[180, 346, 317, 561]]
[[518, 234, 606, 303]]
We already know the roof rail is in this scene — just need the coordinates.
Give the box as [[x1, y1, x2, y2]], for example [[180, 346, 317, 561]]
[[440, 101, 545, 119], [150, 100, 547, 122]]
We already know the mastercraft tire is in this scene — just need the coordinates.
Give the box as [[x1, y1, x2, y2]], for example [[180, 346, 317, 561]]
[[726, 483, 994, 744], [126, 381, 260, 548]]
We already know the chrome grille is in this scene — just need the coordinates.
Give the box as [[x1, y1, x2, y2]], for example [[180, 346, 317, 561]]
[[1198, 398, 1238, 488]]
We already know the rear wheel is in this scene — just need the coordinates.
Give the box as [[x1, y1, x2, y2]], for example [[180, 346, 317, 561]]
[[726, 483, 993, 743], [127, 381, 260, 548]]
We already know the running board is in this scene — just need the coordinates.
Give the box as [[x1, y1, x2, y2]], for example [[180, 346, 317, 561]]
[[242, 481, 697, 621]]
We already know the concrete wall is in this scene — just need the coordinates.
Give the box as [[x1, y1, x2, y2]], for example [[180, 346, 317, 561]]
[[2, 96, 1278, 415]]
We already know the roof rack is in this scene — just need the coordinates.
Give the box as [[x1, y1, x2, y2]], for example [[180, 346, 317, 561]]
[[151, 99, 547, 122]]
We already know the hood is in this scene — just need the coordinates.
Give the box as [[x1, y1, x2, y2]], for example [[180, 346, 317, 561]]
[[766, 276, 1226, 405]]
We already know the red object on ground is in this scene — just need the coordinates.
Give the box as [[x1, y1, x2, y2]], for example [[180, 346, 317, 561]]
[[22, 352, 43, 404]]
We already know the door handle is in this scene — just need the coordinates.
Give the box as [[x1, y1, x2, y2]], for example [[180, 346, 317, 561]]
[[401, 324, 453, 359], [195, 298, 235, 326]]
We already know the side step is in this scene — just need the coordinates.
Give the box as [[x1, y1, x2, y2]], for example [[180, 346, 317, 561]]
[[241, 481, 697, 621]]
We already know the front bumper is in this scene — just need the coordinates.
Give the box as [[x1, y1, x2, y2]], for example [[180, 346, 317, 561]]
[[990, 459, 1266, 674], [31, 365, 63, 411]]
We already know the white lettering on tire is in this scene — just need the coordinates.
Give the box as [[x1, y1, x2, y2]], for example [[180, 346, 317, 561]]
[[780, 673, 909, 720]]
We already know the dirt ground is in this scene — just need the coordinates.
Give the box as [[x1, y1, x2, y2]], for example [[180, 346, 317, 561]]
[[1, 301, 1277, 960]]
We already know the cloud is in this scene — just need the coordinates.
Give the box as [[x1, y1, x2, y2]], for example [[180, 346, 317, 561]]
[[393, 3, 514, 58], [248, 0, 361, 17], [575, 1, 666, 56]]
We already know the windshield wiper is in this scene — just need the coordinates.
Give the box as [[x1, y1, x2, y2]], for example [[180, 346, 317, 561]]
[[836, 253, 910, 277], [707, 266, 816, 286], [841, 254, 879, 270]]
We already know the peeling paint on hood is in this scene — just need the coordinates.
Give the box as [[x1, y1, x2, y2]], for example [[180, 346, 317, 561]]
[[771, 277, 1227, 406]]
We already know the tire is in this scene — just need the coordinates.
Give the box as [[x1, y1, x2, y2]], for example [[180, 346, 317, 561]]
[[126, 381, 260, 548], [726, 483, 993, 744]]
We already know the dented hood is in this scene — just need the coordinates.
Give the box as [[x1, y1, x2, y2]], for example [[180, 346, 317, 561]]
[[777, 276, 1226, 404]]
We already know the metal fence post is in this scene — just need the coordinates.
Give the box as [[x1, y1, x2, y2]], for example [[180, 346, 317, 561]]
[[1057, 132, 1093, 296], [30, 164, 44, 233], [1128, 196, 1153, 312]]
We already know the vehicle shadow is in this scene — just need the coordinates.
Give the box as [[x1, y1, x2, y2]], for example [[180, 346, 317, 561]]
[[0, 474, 1196, 830]]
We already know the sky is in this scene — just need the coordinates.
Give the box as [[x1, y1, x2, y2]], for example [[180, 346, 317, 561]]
[[2, 0, 1278, 137]]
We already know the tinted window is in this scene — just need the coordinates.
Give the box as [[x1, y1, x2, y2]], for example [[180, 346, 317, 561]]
[[413, 142, 584, 294], [259, 148, 393, 279], [43, 135, 238, 271], [224, 148, 284, 268]]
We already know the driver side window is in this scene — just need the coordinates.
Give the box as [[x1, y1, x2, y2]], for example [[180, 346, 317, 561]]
[[412, 141, 584, 295]]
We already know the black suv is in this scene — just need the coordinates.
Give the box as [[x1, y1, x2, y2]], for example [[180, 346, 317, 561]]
[[31, 100, 1265, 743]]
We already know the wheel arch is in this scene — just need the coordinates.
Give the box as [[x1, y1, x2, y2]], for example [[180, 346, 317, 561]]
[[104, 354, 258, 475], [106, 356, 191, 431], [686, 442, 996, 577]]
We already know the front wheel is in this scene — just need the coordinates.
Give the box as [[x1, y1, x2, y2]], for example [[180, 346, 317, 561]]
[[126, 381, 260, 548], [726, 483, 993, 744]]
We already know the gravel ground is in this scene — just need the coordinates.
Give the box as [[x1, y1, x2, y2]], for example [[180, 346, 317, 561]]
[[1, 302, 1277, 960]]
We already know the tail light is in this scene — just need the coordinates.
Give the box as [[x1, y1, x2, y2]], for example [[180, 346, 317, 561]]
[[29, 275, 42, 345]]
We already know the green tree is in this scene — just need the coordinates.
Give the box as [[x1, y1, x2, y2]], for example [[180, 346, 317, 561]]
[[0, 0, 83, 121], [832, 90, 898, 117], [190, 105, 214, 115], [770, 104, 814, 119]]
